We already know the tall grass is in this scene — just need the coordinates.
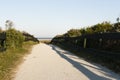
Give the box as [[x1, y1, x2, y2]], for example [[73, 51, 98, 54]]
[[0, 41, 37, 80]]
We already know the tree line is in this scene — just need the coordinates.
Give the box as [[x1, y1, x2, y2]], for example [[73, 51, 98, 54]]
[[52, 18, 120, 52], [57, 20, 120, 38]]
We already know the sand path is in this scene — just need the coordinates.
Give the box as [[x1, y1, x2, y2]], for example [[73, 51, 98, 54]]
[[14, 43, 120, 80]]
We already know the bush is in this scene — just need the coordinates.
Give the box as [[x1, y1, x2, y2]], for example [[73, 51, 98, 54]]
[[6, 28, 25, 49]]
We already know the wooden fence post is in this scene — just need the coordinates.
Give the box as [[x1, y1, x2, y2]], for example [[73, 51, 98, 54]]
[[84, 38, 87, 48], [99, 38, 102, 48]]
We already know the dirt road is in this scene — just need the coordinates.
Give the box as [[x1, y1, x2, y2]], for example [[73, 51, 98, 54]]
[[14, 43, 120, 80]]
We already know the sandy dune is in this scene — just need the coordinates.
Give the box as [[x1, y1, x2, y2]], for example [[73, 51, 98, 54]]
[[14, 43, 120, 80]]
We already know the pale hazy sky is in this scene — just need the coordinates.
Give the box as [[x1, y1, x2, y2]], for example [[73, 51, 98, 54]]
[[0, 0, 120, 37]]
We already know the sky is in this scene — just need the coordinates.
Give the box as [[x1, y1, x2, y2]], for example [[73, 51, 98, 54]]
[[0, 0, 120, 37]]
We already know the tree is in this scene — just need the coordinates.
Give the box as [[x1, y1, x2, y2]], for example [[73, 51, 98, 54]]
[[5, 20, 14, 30], [91, 22, 112, 33], [116, 17, 119, 23], [66, 29, 81, 37], [79, 28, 86, 35], [86, 27, 94, 34]]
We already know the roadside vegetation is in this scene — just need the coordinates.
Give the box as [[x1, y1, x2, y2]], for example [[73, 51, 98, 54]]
[[0, 20, 38, 80], [51, 18, 120, 73]]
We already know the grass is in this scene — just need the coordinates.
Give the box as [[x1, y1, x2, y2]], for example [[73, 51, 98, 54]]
[[0, 41, 37, 80]]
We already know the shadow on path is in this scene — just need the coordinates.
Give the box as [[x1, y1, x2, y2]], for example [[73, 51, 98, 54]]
[[50, 45, 114, 80]]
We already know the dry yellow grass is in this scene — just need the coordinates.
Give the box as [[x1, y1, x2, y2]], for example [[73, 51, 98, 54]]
[[0, 41, 37, 80]]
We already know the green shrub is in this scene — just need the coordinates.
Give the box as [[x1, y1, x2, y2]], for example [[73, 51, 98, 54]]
[[6, 28, 25, 49]]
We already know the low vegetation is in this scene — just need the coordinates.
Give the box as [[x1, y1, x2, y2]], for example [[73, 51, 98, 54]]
[[0, 41, 37, 80], [0, 20, 38, 80], [51, 18, 120, 73], [6, 28, 25, 49]]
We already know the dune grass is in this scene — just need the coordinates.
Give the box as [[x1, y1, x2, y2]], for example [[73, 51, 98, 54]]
[[0, 41, 37, 80]]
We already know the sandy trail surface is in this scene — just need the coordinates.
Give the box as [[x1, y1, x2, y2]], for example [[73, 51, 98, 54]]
[[14, 43, 120, 80]]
